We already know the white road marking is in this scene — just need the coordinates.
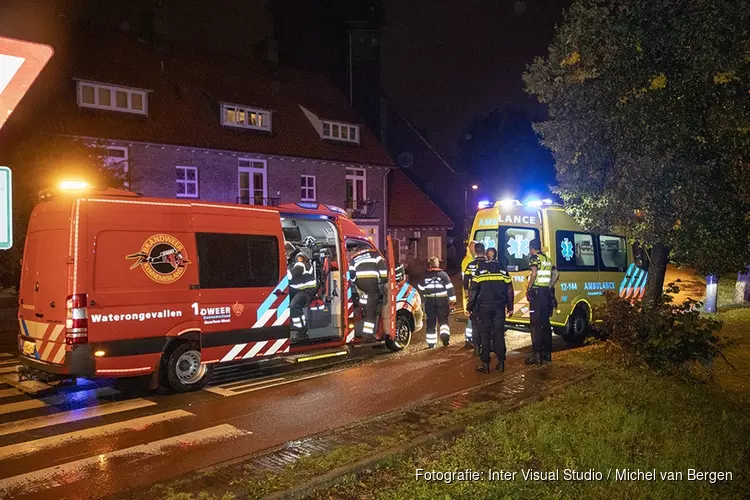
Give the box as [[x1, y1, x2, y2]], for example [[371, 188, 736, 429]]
[[0, 399, 157, 436], [205, 377, 287, 396], [0, 388, 21, 399], [0, 399, 46, 415], [0, 366, 18, 374], [0, 410, 194, 461], [230, 369, 347, 396], [0, 424, 249, 495], [0, 374, 54, 394]]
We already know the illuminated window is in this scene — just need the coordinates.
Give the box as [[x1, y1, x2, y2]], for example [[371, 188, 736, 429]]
[[322, 120, 359, 143], [176, 166, 199, 198], [76, 80, 148, 115], [221, 103, 272, 131]]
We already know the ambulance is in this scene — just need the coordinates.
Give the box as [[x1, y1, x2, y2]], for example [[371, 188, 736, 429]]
[[17, 186, 423, 392], [462, 199, 649, 344]]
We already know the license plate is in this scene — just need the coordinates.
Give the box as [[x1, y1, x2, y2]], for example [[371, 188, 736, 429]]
[[22, 341, 36, 356]]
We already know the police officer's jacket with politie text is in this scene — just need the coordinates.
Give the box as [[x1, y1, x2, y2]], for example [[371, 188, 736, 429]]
[[350, 249, 388, 293], [467, 260, 513, 311], [418, 268, 457, 302]]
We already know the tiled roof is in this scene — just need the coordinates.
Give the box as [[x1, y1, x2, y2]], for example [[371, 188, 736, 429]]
[[388, 170, 454, 228], [43, 35, 393, 167]]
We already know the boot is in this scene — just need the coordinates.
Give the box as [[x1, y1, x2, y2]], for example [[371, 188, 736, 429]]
[[525, 352, 542, 365], [464, 340, 474, 350], [440, 333, 450, 347], [496, 360, 505, 372], [542, 352, 552, 364], [475, 362, 490, 374], [293, 329, 309, 342]]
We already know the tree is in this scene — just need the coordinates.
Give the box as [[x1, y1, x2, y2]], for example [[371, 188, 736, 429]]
[[458, 108, 556, 199], [0, 133, 125, 287], [524, 0, 750, 307]]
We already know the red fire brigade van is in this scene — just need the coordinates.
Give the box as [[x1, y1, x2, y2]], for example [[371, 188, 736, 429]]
[[18, 187, 423, 392]]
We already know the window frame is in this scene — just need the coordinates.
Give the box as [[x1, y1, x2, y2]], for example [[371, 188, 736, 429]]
[[76, 80, 148, 115], [345, 168, 367, 204], [176, 165, 199, 199], [322, 120, 360, 143], [100, 146, 129, 188], [237, 158, 268, 205], [300, 175, 316, 202], [598, 234, 628, 272], [427, 236, 442, 261], [555, 230, 599, 272], [221, 103, 272, 131], [196, 233, 280, 289]]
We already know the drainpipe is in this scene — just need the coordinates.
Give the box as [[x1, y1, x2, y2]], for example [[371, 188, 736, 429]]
[[383, 167, 390, 252]]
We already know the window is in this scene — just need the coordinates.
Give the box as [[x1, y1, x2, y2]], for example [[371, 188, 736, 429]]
[[76, 81, 148, 115], [196, 233, 279, 289], [221, 103, 271, 131], [322, 120, 359, 143], [100, 146, 129, 187], [301, 175, 316, 201], [502, 227, 539, 272], [599, 235, 628, 271], [176, 166, 198, 198], [556, 230, 597, 271], [427, 236, 442, 261], [472, 229, 498, 255], [238, 159, 268, 205], [346, 168, 366, 207]]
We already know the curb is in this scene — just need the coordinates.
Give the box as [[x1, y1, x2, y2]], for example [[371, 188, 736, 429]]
[[259, 371, 594, 500]]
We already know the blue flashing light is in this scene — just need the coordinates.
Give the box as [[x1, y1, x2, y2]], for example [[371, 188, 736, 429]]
[[526, 199, 543, 208], [325, 204, 347, 215], [477, 200, 492, 209], [296, 202, 319, 210]]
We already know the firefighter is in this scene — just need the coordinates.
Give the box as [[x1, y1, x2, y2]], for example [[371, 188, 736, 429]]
[[419, 257, 456, 347], [288, 253, 317, 341], [349, 245, 388, 342], [462, 242, 487, 350], [525, 238, 559, 365], [467, 257, 514, 373]]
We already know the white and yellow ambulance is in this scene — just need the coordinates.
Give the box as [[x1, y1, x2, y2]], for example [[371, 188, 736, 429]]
[[462, 199, 649, 344]]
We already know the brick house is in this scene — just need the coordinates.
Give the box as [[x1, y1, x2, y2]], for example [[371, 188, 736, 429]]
[[388, 170, 454, 275], [40, 35, 394, 249]]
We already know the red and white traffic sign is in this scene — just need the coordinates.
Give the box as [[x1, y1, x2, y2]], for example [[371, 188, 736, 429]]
[[0, 36, 53, 132]]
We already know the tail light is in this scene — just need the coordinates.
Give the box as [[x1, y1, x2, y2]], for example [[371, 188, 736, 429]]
[[65, 293, 88, 344]]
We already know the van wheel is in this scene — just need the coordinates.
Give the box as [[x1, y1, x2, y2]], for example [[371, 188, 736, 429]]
[[563, 305, 589, 345], [386, 315, 412, 352], [163, 342, 213, 392]]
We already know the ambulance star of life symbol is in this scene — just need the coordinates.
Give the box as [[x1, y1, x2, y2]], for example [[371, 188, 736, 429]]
[[507, 234, 530, 259], [0, 37, 54, 132], [126, 234, 191, 284], [561, 238, 574, 261]]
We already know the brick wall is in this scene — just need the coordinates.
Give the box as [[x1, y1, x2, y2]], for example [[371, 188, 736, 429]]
[[110, 140, 388, 247]]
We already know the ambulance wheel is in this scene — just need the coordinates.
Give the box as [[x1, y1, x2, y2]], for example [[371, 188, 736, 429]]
[[163, 342, 213, 392], [563, 306, 589, 346], [386, 315, 413, 352]]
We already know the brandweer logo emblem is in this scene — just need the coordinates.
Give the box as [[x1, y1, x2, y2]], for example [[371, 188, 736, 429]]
[[127, 234, 191, 284]]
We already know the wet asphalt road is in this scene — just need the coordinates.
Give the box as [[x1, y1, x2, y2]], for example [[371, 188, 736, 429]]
[[0, 313, 564, 500]]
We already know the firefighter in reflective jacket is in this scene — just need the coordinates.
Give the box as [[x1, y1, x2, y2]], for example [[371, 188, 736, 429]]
[[468, 259, 514, 373], [462, 242, 487, 350], [288, 253, 316, 340], [525, 238, 559, 365], [419, 257, 456, 348], [349, 246, 388, 341]]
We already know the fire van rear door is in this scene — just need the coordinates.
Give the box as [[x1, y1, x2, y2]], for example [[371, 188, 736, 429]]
[[381, 235, 397, 337]]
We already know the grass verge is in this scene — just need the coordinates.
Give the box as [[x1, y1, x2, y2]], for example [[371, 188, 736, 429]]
[[313, 309, 750, 499]]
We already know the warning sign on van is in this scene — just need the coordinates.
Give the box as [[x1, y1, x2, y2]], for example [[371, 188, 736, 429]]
[[127, 234, 191, 284]]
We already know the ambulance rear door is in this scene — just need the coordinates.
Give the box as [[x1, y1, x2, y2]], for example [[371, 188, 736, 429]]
[[192, 205, 289, 364]]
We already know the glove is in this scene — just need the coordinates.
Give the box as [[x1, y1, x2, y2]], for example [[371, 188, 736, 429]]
[[506, 305, 514, 317], [450, 302, 456, 313]]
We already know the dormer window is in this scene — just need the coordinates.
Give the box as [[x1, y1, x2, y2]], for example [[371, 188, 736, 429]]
[[221, 103, 271, 131], [76, 80, 148, 115], [322, 120, 359, 143]]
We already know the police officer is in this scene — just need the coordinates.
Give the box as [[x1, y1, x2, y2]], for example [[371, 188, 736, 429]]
[[418, 257, 456, 347], [462, 242, 487, 350], [349, 245, 388, 342], [468, 256, 514, 373], [288, 253, 317, 340], [525, 238, 559, 365]]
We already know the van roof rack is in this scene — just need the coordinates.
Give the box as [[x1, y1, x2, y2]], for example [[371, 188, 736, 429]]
[[38, 186, 140, 202]]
